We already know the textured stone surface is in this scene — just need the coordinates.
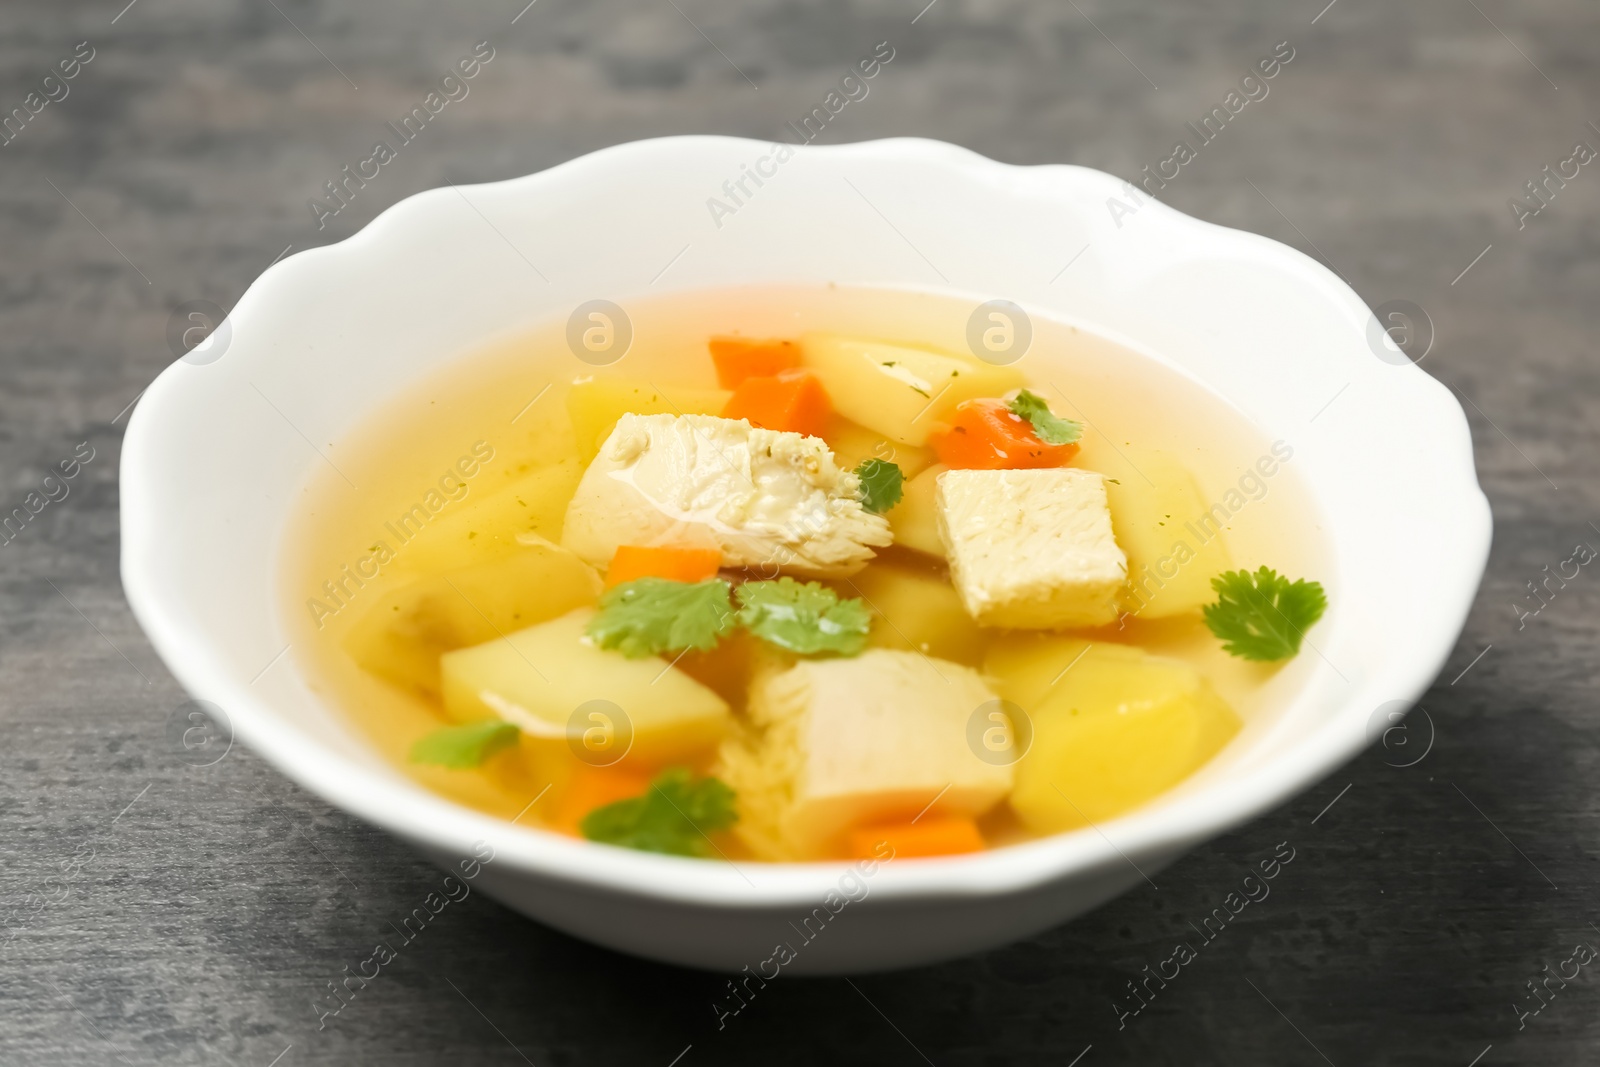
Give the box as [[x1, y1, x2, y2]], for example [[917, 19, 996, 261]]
[[1, 0, 1597, 1063]]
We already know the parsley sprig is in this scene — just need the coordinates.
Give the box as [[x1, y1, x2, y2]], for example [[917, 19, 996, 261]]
[[580, 767, 737, 857], [409, 720, 521, 768], [853, 458, 904, 514], [585, 577, 736, 659], [584, 572, 873, 660], [735, 577, 871, 656], [1009, 389, 1082, 446], [1202, 567, 1328, 662]]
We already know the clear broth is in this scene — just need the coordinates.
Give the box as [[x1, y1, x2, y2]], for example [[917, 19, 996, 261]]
[[283, 285, 1331, 851]]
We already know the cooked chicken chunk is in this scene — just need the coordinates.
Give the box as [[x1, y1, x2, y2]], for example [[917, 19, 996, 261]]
[[717, 649, 1014, 860], [562, 413, 892, 578], [937, 467, 1127, 628]]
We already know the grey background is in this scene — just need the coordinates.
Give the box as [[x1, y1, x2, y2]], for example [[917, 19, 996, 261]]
[[2, 0, 1596, 1063]]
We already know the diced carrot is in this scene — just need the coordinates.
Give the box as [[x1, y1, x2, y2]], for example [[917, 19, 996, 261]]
[[721, 368, 832, 439], [605, 545, 723, 588], [709, 337, 802, 388], [847, 816, 987, 860], [551, 765, 652, 835], [931, 398, 1078, 470]]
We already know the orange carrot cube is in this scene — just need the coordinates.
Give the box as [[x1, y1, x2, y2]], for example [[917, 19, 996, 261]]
[[721, 368, 832, 439], [551, 766, 652, 835], [846, 815, 987, 859], [932, 398, 1078, 470], [708, 337, 802, 389], [605, 545, 723, 588]]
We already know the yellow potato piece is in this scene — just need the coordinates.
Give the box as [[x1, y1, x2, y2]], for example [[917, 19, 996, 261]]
[[387, 459, 584, 576], [823, 418, 934, 480], [887, 463, 947, 558], [566, 377, 730, 462], [801, 334, 1024, 446], [440, 608, 730, 769], [846, 562, 985, 665], [984, 636, 1240, 833], [343, 542, 602, 698], [1074, 445, 1233, 618]]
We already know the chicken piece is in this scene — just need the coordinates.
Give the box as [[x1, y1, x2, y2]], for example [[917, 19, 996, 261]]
[[716, 650, 1013, 860], [561, 413, 892, 578], [937, 468, 1127, 629]]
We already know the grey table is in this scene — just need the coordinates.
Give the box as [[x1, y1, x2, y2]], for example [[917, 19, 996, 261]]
[[3, 0, 1596, 1063]]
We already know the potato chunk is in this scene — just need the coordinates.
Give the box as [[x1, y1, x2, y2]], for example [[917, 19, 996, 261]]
[[846, 562, 985, 665], [561, 413, 891, 578], [937, 468, 1127, 628], [441, 608, 730, 768], [1077, 445, 1233, 618], [801, 334, 1024, 446], [823, 418, 934, 480], [985, 636, 1240, 833], [566, 377, 731, 463], [888, 463, 947, 558], [388, 459, 584, 576], [717, 650, 1012, 859], [343, 542, 602, 697]]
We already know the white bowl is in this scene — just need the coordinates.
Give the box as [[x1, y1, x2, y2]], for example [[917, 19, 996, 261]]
[[121, 136, 1490, 974]]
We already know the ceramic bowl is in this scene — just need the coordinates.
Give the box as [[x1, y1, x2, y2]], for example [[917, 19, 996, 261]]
[[121, 136, 1490, 973]]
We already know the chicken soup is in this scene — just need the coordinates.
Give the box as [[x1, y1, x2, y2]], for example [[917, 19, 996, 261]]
[[285, 286, 1330, 862]]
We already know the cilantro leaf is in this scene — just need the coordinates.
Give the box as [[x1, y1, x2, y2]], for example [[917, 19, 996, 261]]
[[1008, 389, 1082, 446], [735, 577, 871, 656], [409, 720, 521, 768], [853, 458, 904, 514], [1202, 567, 1328, 662], [586, 577, 736, 659], [580, 767, 738, 857]]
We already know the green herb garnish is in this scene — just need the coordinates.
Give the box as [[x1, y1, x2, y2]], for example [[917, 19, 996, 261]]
[[853, 458, 904, 514], [586, 577, 736, 659], [1008, 389, 1082, 445], [1202, 567, 1328, 662], [580, 767, 737, 857], [735, 577, 871, 656], [409, 720, 521, 768]]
